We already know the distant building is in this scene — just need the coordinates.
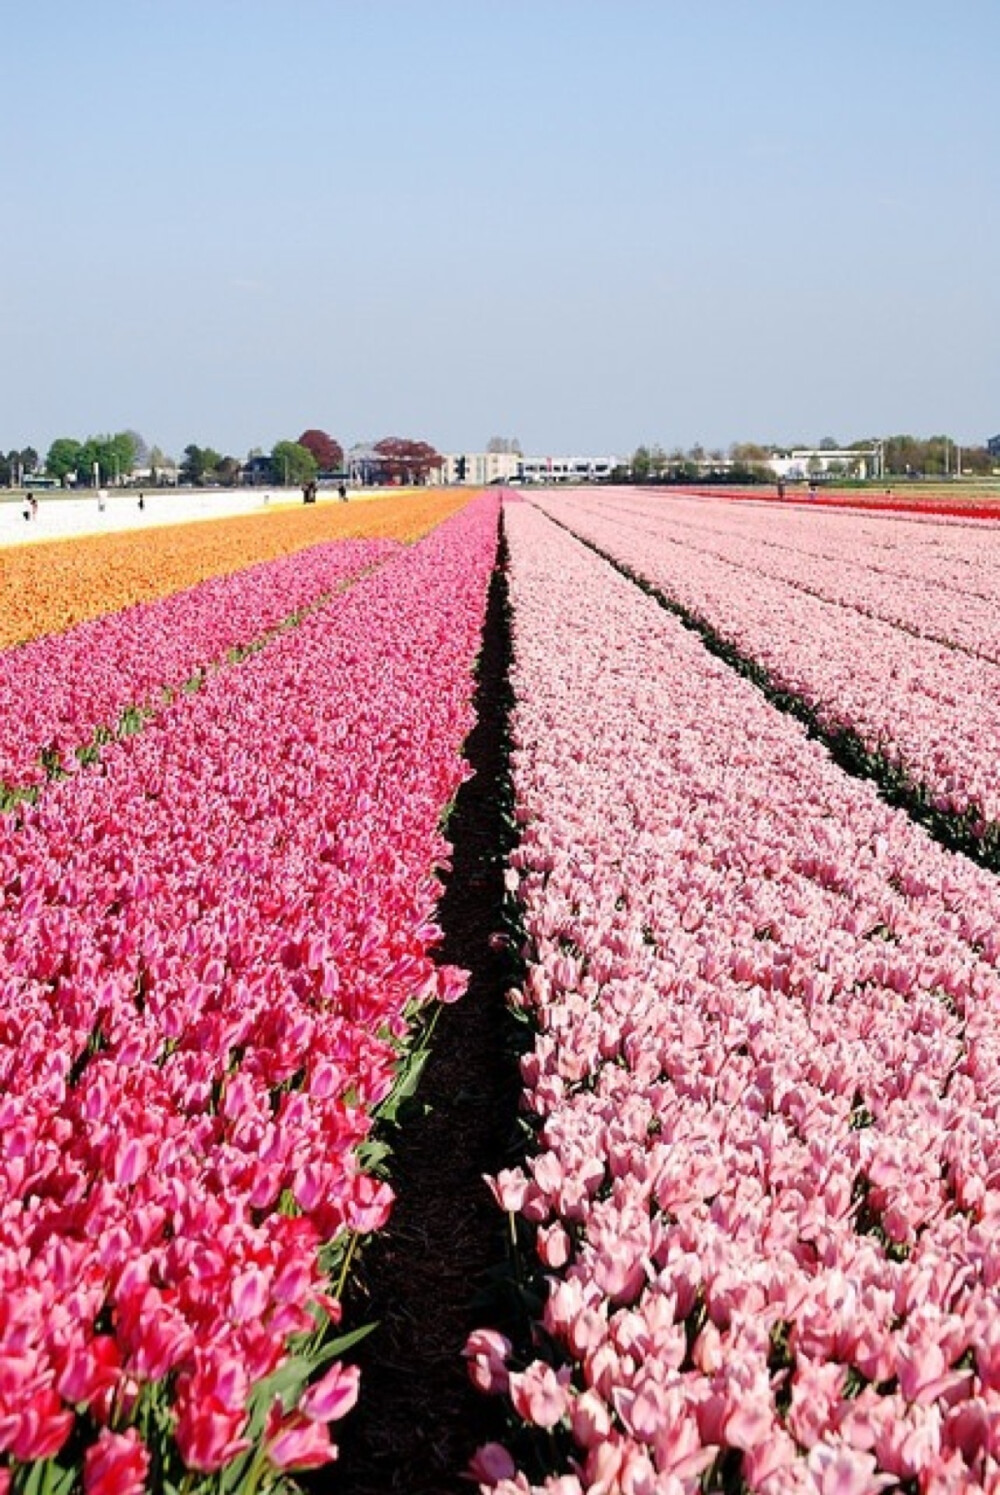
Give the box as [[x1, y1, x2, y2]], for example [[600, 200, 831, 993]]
[[243, 455, 276, 485], [516, 454, 618, 483], [767, 448, 872, 481], [441, 451, 520, 485], [442, 451, 618, 485], [987, 434, 1000, 460]]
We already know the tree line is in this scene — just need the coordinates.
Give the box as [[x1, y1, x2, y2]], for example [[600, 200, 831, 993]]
[[1, 430, 444, 489], [625, 434, 997, 483]]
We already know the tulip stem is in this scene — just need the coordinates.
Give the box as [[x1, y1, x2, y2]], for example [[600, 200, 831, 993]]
[[335, 1230, 359, 1301], [507, 1209, 523, 1283], [239, 1442, 272, 1495]]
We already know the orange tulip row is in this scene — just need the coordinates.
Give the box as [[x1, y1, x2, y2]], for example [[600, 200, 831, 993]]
[[0, 489, 473, 650]]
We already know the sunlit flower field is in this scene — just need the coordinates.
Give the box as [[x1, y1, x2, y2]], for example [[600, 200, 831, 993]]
[[6, 483, 1000, 1494]]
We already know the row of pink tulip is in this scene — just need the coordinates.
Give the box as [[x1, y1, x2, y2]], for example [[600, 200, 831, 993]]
[[0, 495, 498, 1491], [0, 537, 401, 792], [575, 488, 1000, 664], [470, 502, 1000, 1494], [531, 490, 1000, 831]]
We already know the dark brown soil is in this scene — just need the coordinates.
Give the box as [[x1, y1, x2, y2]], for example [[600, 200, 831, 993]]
[[308, 528, 522, 1494]]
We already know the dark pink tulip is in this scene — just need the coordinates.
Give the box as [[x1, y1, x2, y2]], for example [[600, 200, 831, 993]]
[[54, 1334, 121, 1409], [467, 1442, 517, 1483], [6, 1387, 75, 1462], [83, 1428, 150, 1495], [173, 1391, 250, 1473], [0, 497, 501, 1487]]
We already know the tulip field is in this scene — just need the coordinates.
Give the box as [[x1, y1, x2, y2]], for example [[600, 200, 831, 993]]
[[528, 488, 1000, 851], [7, 482, 1000, 1494], [0, 492, 498, 1492], [470, 492, 1000, 1494], [0, 488, 471, 649]]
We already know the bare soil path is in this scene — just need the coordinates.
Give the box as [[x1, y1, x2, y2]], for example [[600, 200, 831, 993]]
[[311, 530, 521, 1494]]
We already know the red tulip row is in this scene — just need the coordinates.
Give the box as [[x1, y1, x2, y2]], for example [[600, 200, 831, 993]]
[[0, 495, 499, 1492], [470, 502, 1000, 1494], [0, 536, 401, 796]]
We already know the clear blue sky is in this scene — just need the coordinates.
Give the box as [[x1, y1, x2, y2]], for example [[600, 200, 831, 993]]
[[3, 0, 997, 462]]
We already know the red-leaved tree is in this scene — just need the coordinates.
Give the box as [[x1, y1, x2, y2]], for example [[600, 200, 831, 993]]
[[373, 438, 443, 485], [298, 430, 345, 471]]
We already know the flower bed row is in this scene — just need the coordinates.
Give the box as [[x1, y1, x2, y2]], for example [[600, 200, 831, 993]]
[[0, 487, 470, 649], [470, 502, 1000, 1494], [0, 536, 401, 795], [566, 488, 1000, 662], [0, 493, 499, 1492], [678, 485, 1000, 524], [532, 490, 1000, 844]]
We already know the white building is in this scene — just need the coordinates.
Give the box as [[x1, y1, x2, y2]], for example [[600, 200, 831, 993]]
[[440, 451, 521, 485], [442, 452, 619, 484], [767, 448, 873, 481]]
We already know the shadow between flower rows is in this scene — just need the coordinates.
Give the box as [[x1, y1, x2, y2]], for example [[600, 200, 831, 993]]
[[314, 518, 527, 1494]]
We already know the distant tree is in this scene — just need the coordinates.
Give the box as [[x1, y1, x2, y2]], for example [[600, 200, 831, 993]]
[[631, 445, 652, 481], [272, 440, 318, 487], [179, 445, 202, 484], [179, 444, 223, 485], [45, 437, 83, 486], [298, 429, 344, 471], [76, 432, 137, 485], [124, 429, 150, 467], [486, 436, 522, 454], [960, 444, 993, 476], [215, 456, 242, 487], [819, 436, 840, 451], [729, 441, 774, 481], [879, 434, 918, 475], [373, 437, 443, 484], [926, 434, 956, 477], [20, 446, 39, 475]]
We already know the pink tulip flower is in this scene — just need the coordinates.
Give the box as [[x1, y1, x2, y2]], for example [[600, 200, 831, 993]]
[[300, 1361, 360, 1423], [83, 1428, 150, 1495]]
